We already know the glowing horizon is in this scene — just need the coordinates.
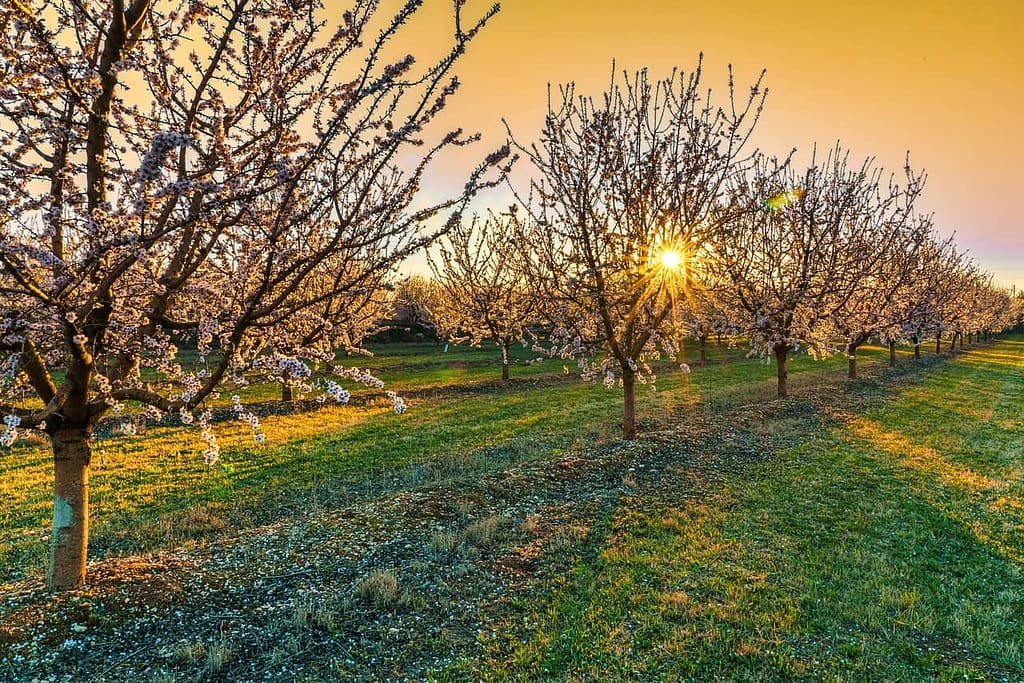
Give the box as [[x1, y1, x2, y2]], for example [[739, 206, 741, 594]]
[[374, 0, 1022, 290]]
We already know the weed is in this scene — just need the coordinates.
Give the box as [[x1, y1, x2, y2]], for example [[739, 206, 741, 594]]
[[464, 515, 510, 548], [429, 530, 461, 554], [171, 641, 204, 665], [205, 636, 232, 675], [354, 569, 399, 607], [293, 597, 335, 632]]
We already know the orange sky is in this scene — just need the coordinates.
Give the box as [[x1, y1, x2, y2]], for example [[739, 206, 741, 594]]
[[378, 0, 1023, 288]]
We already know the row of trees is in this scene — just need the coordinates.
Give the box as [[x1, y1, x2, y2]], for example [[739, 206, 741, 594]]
[[0, 1, 1017, 590], [419, 67, 1018, 438]]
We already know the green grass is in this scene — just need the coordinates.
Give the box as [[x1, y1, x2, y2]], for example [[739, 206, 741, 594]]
[[0, 338, 860, 583], [440, 338, 1024, 681], [3, 336, 1021, 681]]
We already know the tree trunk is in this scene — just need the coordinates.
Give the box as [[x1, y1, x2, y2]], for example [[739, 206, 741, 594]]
[[847, 345, 858, 379], [281, 384, 293, 402], [889, 340, 897, 368], [967, 331, 973, 345], [622, 369, 637, 440], [48, 428, 92, 591], [774, 345, 790, 398], [935, 333, 941, 355], [914, 337, 921, 361], [699, 338, 707, 366], [500, 342, 510, 382]]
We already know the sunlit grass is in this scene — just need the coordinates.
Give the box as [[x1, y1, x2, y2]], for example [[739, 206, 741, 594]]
[[0, 339, 925, 585], [4, 335, 1021, 680], [435, 336, 1024, 681]]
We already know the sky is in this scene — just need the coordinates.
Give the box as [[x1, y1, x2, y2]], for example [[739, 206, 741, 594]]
[[383, 0, 1023, 289]]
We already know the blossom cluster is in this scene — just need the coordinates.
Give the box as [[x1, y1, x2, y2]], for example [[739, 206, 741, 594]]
[[387, 391, 406, 415], [334, 365, 385, 389], [322, 380, 350, 404], [137, 131, 192, 183], [232, 395, 265, 444], [1, 414, 20, 447]]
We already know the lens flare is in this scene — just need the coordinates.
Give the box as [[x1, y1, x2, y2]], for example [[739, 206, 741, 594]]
[[765, 187, 805, 211]]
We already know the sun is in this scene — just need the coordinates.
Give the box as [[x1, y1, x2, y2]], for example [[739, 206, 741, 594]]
[[658, 248, 684, 271]]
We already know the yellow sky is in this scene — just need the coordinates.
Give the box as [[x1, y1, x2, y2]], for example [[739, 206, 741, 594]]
[[377, 0, 1023, 288]]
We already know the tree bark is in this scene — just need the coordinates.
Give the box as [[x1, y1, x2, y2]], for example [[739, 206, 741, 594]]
[[699, 338, 707, 366], [774, 344, 790, 398], [936, 333, 941, 355], [622, 369, 637, 440], [501, 342, 510, 382], [889, 340, 897, 368], [847, 344, 859, 379], [48, 428, 92, 591], [281, 384, 293, 402], [914, 337, 921, 361]]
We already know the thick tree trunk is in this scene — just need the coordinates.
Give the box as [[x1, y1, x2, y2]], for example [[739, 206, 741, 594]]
[[935, 333, 941, 355], [281, 384, 293, 402], [622, 369, 637, 440], [889, 340, 897, 368], [847, 344, 859, 379], [914, 337, 921, 361], [699, 338, 707, 366], [774, 345, 790, 398], [967, 332, 973, 345], [501, 342, 510, 382], [48, 428, 92, 591]]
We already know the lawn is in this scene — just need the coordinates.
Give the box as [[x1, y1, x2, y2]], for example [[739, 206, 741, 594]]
[[448, 339, 1024, 681], [1, 337, 1020, 681]]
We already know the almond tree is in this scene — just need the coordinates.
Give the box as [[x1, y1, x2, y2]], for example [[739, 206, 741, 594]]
[[0, 0, 509, 590], [970, 280, 1014, 341], [872, 219, 935, 369], [937, 255, 983, 352], [961, 274, 1015, 344], [392, 274, 440, 337], [428, 212, 537, 381], [832, 195, 930, 378], [676, 260, 741, 366], [717, 146, 907, 397], [881, 234, 946, 361], [510, 60, 766, 438]]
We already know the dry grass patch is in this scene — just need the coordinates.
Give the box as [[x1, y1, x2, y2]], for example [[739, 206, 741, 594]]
[[354, 569, 399, 607]]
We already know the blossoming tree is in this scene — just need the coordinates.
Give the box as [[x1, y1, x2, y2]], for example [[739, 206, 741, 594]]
[[828, 163, 930, 378], [716, 145, 915, 397], [0, 0, 509, 590], [392, 274, 440, 338], [510, 60, 766, 439], [428, 211, 538, 381]]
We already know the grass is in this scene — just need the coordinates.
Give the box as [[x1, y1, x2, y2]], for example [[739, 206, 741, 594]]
[[3, 336, 1021, 680], [438, 338, 1024, 681], [0, 338, 773, 582]]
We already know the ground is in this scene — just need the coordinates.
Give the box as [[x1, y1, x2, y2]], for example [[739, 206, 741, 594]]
[[1, 339, 1021, 681]]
